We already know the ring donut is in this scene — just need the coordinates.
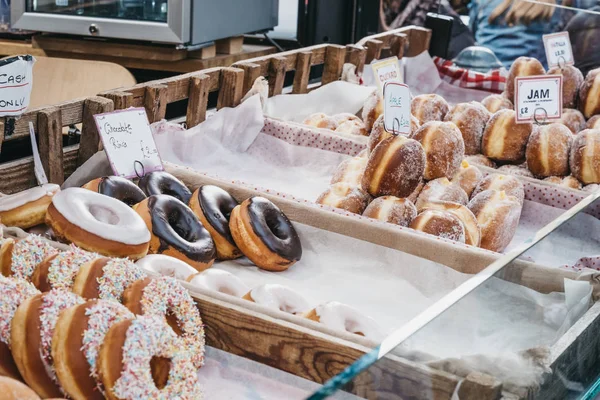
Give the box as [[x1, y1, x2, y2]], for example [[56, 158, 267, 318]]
[[187, 269, 249, 297], [0, 184, 60, 229], [303, 301, 382, 340], [243, 284, 310, 315], [31, 246, 99, 292], [0, 235, 58, 280], [138, 171, 192, 203], [82, 176, 146, 207], [135, 254, 199, 281]]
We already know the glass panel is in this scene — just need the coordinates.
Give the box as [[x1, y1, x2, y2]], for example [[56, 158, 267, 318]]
[[26, 0, 168, 22]]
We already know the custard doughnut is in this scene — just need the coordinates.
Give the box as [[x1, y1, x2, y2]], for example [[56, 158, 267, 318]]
[[0, 234, 58, 280], [415, 178, 468, 211], [409, 209, 466, 243], [411, 94, 450, 125], [189, 185, 241, 260], [362, 196, 417, 227], [243, 284, 310, 315], [418, 201, 481, 246], [480, 94, 513, 113], [0, 184, 60, 229], [570, 129, 600, 184], [304, 301, 382, 340], [586, 115, 600, 130], [72, 257, 146, 302], [0, 376, 41, 400], [138, 171, 192, 204], [362, 89, 383, 132], [82, 176, 146, 207], [330, 157, 367, 186], [526, 123, 573, 177], [579, 67, 600, 118], [506, 56, 546, 102], [52, 300, 134, 400], [302, 112, 338, 130], [465, 154, 496, 168], [444, 102, 491, 155], [134, 195, 216, 271], [558, 108, 586, 134], [548, 65, 584, 109], [0, 277, 40, 380], [496, 164, 535, 178], [122, 276, 205, 368], [97, 315, 201, 400], [11, 290, 85, 398], [30, 246, 98, 292], [187, 269, 249, 297], [481, 109, 535, 163], [230, 197, 302, 271], [452, 160, 483, 197], [468, 190, 522, 252], [136, 254, 198, 281], [316, 182, 371, 214], [46, 188, 150, 260], [361, 135, 426, 197], [412, 121, 465, 180], [544, 176, 582, 190], [471, 173, 525, 205]]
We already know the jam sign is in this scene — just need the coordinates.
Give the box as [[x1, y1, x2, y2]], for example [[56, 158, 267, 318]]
[[515, 75, 563, 124], [543, 32, 574, 68], [0, 55, 35, 117]]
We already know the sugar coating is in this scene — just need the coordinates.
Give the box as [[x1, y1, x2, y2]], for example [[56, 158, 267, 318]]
[[316, 182, 371, 214], [506, 56, 546, 101], [0, 276, 39, 346], [413, 121, 465, 180], [331, 157, 367, 186], [411, 94, 449, 125], [480, 94, 513, 113], [0, 184, 59, 212], [97, 258, 147, 302], [415, 178, 468, 211], [482, 109, 533, 163], [362, 89, 384, 132], [315, 301, 383, 341], [6, 234, 58, 280], [444, 102, 491, 155], [332, 113, 362, 124], [303, 113, 338, 130], [558, 108, 586, 134], [465, 154, 496, 168], [587, 115, 600, 130], [451, 162, 484, 197], [335, 120, 366, 136], [188, 269, 249, 297], [418, 201, 481, 246], [544, 175, 582, 189], [250, 283, 310, 315], [472, 173, 525, 205], [548, 65, 584, 109], [526, 123, 573, 177], [496, 164, 534, 178], [47, 246, 98, 291], [570, 129, 600, 184], [362, 196, 417, 227], [579, 67, 600, 118], [410, 209, 466, 243]]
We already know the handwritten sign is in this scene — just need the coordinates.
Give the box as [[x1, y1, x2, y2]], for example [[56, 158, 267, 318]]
[[0, 55, 35, 117], [383, 81, 411, 134], [94, 108, 164, 178], [543, 32, 574, 68], [372, 56, 402, 96], [515, 75, 563, 124]]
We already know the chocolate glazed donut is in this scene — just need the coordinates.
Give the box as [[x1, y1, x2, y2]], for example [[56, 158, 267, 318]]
[[138, 171, 192, 204], [82, 176, 146, 206], [134, 194, 216, 271]]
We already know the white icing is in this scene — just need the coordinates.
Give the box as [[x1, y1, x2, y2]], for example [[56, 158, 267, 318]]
[[136, 254, 198, 281], [316, 301, 383, 341], [250, 284, 310, 315], [51, 187, 150, 245], [0, 184, 60, 212], [188, 269, 248, 298]]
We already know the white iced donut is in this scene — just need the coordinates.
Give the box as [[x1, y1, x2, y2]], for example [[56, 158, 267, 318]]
[[187, 269, 249, 297], [304, 301, 382, 340], [0, 184, 60, 228], [136, 254, 198, 281], [243, 284, 310, 315]]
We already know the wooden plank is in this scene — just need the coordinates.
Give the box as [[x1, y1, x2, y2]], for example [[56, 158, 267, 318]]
[[268, 56, 287, 97], [0, 119, 4, 153], [391, 33, 409, 59], [406, 26, 432, 57], [186, 74, 211, 128], [188, 45, 216, 60], [78, 96, 113, 167], [236, 44, 329, 78], [101, 92, 133, 111], [292, 52, 312, 94], [457, 372, 502, 400], [235, 63, 262, 96], [37, 107, 64, 184], [322, 45, 346, 85], [144, 84, 169, 123], [346, 44, 367, 74], [217, 67, 244, 110], [216, 36, 244, 54], [365, 39, 384, 64], [0, 39, 47, 57]]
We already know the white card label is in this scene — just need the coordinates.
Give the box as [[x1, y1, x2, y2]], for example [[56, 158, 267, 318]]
[[0, 55, 35, 117], [515, 75, 563, 123], [94, 108, 164, 179], [383, 81, 411, 134], [543, 31, 574, 68], [372, 56, 402, 95]]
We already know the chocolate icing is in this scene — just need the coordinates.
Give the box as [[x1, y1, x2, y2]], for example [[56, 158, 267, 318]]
[[138, 172, 192, 204], [98, 176, 147, 207], [198, 185, 238, 244], [246, 197, 302, 261], [147, 195, 215, 263]]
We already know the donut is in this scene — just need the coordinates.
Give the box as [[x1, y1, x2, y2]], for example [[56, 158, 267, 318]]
[[335, 120, 367, 136], [496, 164, 535, 178], [135, 254, 198, 281], [122, 276, 205, 368], [547, 65, 584, 109], [526, 123, 573, 177], [11, 290, 85, 398], [0, 234, 58, 280], [506, 56, 546, 102], [97, 315, 201, 400], [558, 108, 586, 134], [0, 184, 60, 229], [471, 173, 525, 205], [415, 178, 468, 211], [316, 183, 371, 214], [138, 171, 192, 204], [412, 121, 465, 180], [332, 113, 362, 125], [0, 376, 41, 400], [362, 89, 383, 132], [243, 284, 310, 315], [407, 180, 425, 204], [409, 209, 466, 243], [480, 94, 513, 113], [72, 257, 146, 302], [362, 196, 417, 227], [586, 115, 600, 130], [187, 269, 249, 297], [134, 194, 216, 271], [230, 197, 302, 271], [82, 176, 146, 207], [0, 276, 40, 380], [452, 160, 483, 197], [468, 190, 522, 252], [544, 176, 582, 190], [303, 301, 382, 340], [583, 183, 599, 192], [368, 115, 419, 152], [188, 185, 241, 260], [302, 112, 338, 130], [579, 67, 600, 118], [465, 154, 496, 168], [361, 135, 425, 198], [418, 201, 481, 247], [570, 129, 600, 184], [46, 188, 150, 260], [357, 148, 369, 158], [444, 102, 491, 155], [330, 157, 367, 186], [411, 94, 450, 125], [30, 246, 99, 292], [52, 300, 134, 400], [481, 109, 535, 163]]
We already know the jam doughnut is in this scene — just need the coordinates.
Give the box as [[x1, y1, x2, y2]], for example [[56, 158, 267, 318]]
[[570, 129, 600, 184], [188, 185, 241, 260], [368, 114, 419, 152], [330, 157, 367, 186], [52, 300, 134, 400], [0, 276, 40, 380], [82, 176, 146, 207], [0, 184, 60, 229], [481, 109, 535, 163], [558, 108, 586, 134], [136, 254, 198, 281], [243, 284, 310, 315], [303, 112, 338, 130], [361, 135, 426, 197], [0, 234, 58, 280], [97, 315, 201, 400], [11, 290, 85, 398], [411, 94, 450, 125], [465, 154, 496, 168], [444, 102, 491, 155], [413, 121, 465, 180], [472, 173, 525, 205], [548, 65, 584, 109], [586, 115, 600, 130], [316, 183, 371, 214], [362, 196, 417, 227], [480, 94, 513, 113], [187, 269, 249, 297], [544, 176, 582, 190], [230, 197, 302, 272], [138, 171, 192, 204], [122, 276, 205, 368], [46, 188, 150, 260], [452, 160, 483, 197], [0, 376, 41, 400], [304, 301, 382, 340], [409, 209, 466, 243], [496, 164, 535, 178], [362, 89, 383, 132], [31, 246, 99, 292], [415, 178, 468, 211], [419, 201, 481, 247], [134, 194, 216, 271], [579, 67, 600, 118], [526, 123, 573, 178], [506, 57, 546, 102]]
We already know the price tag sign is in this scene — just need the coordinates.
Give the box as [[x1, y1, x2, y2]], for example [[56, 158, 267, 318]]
[[94, 108, 164, 178], [515, 75, 563, 124], [543, 32, 574, 68], [383, 81, 411, 134], [372, 56, 402, 95], [0, 55, 35, 117]]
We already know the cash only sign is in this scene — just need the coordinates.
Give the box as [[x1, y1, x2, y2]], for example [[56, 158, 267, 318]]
[[0, 55, 35, 117]]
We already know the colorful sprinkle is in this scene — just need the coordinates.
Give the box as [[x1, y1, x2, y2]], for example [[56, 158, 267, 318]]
[[47, 246, 99, 291], [8, 235, 58, 280], [0, 276, 40, 346], [97, 258, 146, 302]]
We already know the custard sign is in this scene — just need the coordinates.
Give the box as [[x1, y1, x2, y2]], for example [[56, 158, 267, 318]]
[[0, 55, 35, 117]]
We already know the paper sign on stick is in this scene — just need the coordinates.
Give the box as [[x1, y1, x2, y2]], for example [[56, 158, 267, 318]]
[[543, 32, 574, 68], [515, 75, 563, 124], [0, 55, 35, 117], [383, 81, 411, 135], [372, 56, 402, 95]]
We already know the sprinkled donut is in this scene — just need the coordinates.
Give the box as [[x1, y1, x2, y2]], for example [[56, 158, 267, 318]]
[[0, 184, 60, 229], [136, 254, 199, 281], [31, 246, 99, 292], [187, 269, 249, 297], [138, 171, 193, 203], [0, 234, 58, 280], [243, 284, 310, 315], [304, 301, 382, 340], [82, 176, 147, 207]]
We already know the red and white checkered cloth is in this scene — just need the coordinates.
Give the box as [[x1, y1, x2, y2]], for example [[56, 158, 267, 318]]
[[433, 56, 507, 94]]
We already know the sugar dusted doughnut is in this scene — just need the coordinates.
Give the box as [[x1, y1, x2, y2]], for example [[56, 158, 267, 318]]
[[0, 235, 58, 280], [412, 121, 465, 180], [243, 284, 310, 315], [506, 57, 546, 102], [570, 129, 600, 184], [419, 201, 480, 246], [444, 102, 491, 155], [409, 209, 466, 243], [480, 94, 513, 113], [333, 113, 366, 136], [361, 135, 426, 197], [526, 123, 573, 177], [544, 176, 582, 190], [316, 182, 371, 214], [368, 115, 391, 153], [0, 184, 60, 229], [587, 115, 600, 130], [415, 178, 468, 211], [138, 171, 192, 204], [579, 68, 600, 118], [304, 301, 382, 340], [481, 109, 535, 163], [472, 173, 525, 205], [558, 108, 586, 134], [548, 65, 584, 109], [303, 112, 338, 130], [407, 180, 425, 204], [82, 176, 146, 207], [0, 376, 41, 400], [187, 269, 249, 297], [31, 246, 99, 292], [465, 154, 496, 168], [135, 254, 198, 281], [496, 164, 534, 178], [362, 196, 417, 227], [411, 94, 450, 125], [452, 160, 483, 197], [330, 157, 367, 186], [362, 89, 383, 132]]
